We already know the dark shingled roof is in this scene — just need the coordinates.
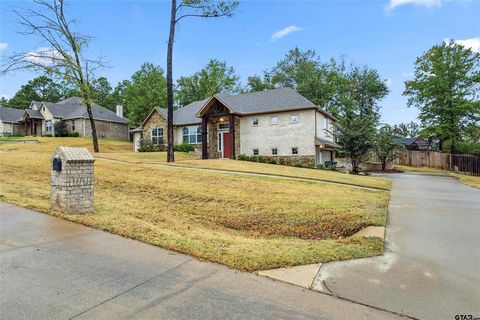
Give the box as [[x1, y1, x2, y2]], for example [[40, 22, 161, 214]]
[[43, 97, 128, 124], [25, 109, 44, 119], [214, 87, 316, 114], [150, 88, 334, 126], [0, 107, 24, 123]]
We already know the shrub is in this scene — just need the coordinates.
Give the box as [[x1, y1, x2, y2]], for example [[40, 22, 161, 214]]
[[138, 139, 166, 152], [174, 143, 195, 153], [267, 158, 278, 165], [317, 163, 325, 169], [237, 154, 247, 161], [257, 156, 267, 163], [67, 131, 80, 137], [41, 134, 53, 137], [250, 155, 258, 162], [53, 121, 68, 137]]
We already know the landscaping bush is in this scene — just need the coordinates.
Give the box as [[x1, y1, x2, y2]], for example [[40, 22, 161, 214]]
[[174, 143, 195, 153], [67, 131, 80, 137], [138, 139, 166, 152], [41, 134, 53, 137], [53, 121, 68, 137]]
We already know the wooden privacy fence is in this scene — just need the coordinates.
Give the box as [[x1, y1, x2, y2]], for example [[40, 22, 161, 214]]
[[396, 150, 480, 176]]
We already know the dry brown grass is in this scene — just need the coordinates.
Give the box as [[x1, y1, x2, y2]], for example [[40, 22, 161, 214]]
[[0, 137, 388, 271]]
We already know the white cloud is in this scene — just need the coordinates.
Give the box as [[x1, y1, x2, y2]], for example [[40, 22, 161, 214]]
[[402, 72, 414, 77], [0, 42, 8, 51], [386, 0, 442, 11], [25, 47, 64, 66], [447, 37, 480, 53], [271, 25, 303, 42]]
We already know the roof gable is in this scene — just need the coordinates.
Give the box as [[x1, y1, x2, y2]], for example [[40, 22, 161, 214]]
[[41, 97, 128, 123]]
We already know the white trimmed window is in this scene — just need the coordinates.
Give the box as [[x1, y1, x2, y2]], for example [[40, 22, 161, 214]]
[[270, 116, 278, 125], [271, 148, 278, 155], [324, 118, 329, 130], [182, 125, 202, 144], [70, 120, 75, 131], [151, 128, 164, 145], [253, 149, 259, 156], [45, 120, 52, 132], [291, 147, 298, 155], [251, 118, 259, 126], [290, 114, 299, 123]]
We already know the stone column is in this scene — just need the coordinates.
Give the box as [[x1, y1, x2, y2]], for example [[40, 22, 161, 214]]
[[51, 147, 95, 214]]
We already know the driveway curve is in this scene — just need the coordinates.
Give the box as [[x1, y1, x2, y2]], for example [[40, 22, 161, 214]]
[[313, 173, 480, 320]]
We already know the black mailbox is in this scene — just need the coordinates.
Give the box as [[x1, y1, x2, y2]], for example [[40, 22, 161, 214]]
[[52, 157, 62, 172]]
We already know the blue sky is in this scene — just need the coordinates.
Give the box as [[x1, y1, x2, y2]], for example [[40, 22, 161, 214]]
[[1, 0, 479, 124]]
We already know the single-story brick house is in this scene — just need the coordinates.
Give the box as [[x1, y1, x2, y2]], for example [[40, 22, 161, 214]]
[[133, 87, 339, 166], [0, 97, 129, 140]]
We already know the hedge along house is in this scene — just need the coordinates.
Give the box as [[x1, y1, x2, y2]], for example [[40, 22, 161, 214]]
[[0, 97, 129, 140], [136, 88, 339, 166]]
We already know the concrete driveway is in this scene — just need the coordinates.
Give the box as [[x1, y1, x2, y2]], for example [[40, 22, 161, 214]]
[[313, 174, 480, 320], [0, 202, 401, 320]]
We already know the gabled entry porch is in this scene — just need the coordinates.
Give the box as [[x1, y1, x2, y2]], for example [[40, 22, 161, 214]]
[[197, 96, 240, 159]]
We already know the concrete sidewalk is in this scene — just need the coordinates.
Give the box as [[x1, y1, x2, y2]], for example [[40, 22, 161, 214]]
[[0, 202, 402, 320], [313, 174, 480, 320]]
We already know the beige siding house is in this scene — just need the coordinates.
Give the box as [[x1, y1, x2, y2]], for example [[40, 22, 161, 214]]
[[135, 88, 339, 166], [1, 97, 129, 140]]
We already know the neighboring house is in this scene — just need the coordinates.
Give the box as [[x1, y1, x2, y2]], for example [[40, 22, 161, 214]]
[[0, 107, 25, 136], [395, 137, 431, 150], [0, 97, 129, 140], [134, 87, 339, 166]]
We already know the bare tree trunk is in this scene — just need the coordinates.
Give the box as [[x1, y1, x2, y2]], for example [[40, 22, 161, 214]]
[[86, 102, 99, 152], [166, 0, 176, 163]]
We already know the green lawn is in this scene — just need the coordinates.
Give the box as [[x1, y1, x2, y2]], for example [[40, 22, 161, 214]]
[[1, 137, 389, 271]]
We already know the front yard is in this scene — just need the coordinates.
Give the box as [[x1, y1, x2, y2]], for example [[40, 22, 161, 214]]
[[0, 138, 389, 271]]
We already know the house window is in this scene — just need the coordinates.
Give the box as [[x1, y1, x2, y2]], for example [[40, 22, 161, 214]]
[[324, 118, 329, 130], [182, 125, 202, 144], [253, 149, 259, 156], [218, 123, 230, 131], [290, 114, 299, 123], [251, 118, 259, 126], [271, 116, 278, 125], [292, 147, 298, 155], [70, 120, 75, 131], [151, 128, 164, 145], [271, 148, 278, 155], [45, 120, 52, 132]]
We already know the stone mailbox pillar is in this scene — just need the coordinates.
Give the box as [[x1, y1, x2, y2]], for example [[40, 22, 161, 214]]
[[51, 147, 95, 214]]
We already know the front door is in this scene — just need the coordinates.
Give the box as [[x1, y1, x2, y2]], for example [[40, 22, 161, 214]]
[[223, 132, 231, 159]]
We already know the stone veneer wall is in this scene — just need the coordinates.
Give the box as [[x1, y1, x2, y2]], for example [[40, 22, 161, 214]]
[[142, 111, 167, 144], [207, 117, 240, 159]]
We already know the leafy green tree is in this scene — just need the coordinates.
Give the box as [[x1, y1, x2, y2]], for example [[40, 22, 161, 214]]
[[392, 121, 420, 138], [176, 59, 241, 106], [105, 80, 129, 110], [251, 48, 344, 111], [404, 40, 480, 153], [166, 0, 239, 162], [90, 76, 113, 109], [373, 124, 403, 171], [123, 63, 167, 126], [335, 66, 389, 173], [246, 74, 274, 92], [6, 75, 63, 108]]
